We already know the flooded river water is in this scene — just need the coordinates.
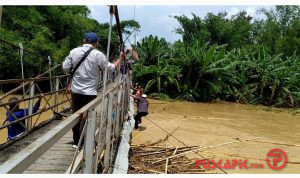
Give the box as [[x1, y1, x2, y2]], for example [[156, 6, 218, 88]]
[[1, 94, 300, 173], [132, 99, 300, 173]]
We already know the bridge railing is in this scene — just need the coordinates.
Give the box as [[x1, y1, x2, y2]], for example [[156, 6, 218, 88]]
[[0, 75, 130, 173], [68, 75, 130, 174], [0, 74, 71, 146]]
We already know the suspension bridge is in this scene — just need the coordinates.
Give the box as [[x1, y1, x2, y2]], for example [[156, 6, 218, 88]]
[[0, 5, 135, 174]]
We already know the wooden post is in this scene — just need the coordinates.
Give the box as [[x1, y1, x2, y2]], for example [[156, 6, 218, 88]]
[[114, 85, 122, 139], [83, 110, 96, 173], [54, 77, 59, 113], [27, 82, 35, 131], [103, 93, 113, 173]]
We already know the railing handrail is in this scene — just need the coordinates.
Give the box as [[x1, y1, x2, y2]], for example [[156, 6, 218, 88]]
[[0, 88, 66, 108], [0, 64, 62, 101], [0, 74, 70, 134], [0, 78, 125, 173], [0, 75, 69, 85]]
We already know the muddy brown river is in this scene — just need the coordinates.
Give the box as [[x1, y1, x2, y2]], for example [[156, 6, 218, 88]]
[[132, 99, 300, 173], [1, 95, 300, 173]]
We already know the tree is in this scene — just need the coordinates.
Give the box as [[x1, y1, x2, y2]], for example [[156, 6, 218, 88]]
[[135, 57, 181, 94], [0, 6, 140, 80]]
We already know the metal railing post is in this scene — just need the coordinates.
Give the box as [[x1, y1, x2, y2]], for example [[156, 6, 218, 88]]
[[0, 6, 2, 28], [48, 56, 52, 92], [114, 85, 122, 139], [103, 93, 113, 173], [120, 81, 126, 124], [83, 110, 96, 174], [27, 82, 35, 131], [93, 97, 108, 173], [19, 43, 25, 95], [54, 77, 59, 113]]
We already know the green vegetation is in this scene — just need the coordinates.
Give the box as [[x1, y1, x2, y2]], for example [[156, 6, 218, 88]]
[[0, 6, 139, 79], [0, 6, 299, 108], [133, 6, 300, 108]]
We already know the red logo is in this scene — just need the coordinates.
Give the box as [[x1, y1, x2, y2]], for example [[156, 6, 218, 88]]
[[266, 149, 287, 170]]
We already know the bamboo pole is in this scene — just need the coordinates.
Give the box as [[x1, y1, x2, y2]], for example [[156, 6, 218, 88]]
[[152, 137, 262, 164], [165, 158, 169, 174]]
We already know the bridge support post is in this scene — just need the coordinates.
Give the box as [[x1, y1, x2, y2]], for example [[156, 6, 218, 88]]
[[83, 110, 96, 173], [114, 85, 122, 139], [48, 56, 52, 92], [121, 80, 127, 124], [93, 97, 108, 173], [19, 43, 25, 95], [103, 93, 113, 173], [54, 77, 59, 113], [27, 82, 35, 131], [0, 6, 2, 28]]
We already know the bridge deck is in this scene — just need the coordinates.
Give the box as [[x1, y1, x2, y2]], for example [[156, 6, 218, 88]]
[[24, 130, 74, 173], [0, 119, 76, 174], [0, 80, 119, 174]]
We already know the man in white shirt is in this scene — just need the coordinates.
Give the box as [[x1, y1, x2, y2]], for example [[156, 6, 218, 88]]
[[62, 32, 124, 147]]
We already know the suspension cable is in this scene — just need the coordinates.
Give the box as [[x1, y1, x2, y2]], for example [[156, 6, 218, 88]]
[[94, 5, 115, 173], [0, 38, 47, 60], [114, 6, 126, 80]]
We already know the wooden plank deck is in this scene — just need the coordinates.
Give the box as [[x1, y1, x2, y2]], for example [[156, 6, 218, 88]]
[[24, 130, 75, 173], [23, 91, 106, 173]]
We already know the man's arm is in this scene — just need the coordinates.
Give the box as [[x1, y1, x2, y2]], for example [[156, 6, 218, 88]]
[[98, 52, 125, 73], [112, 52, 125, 69], [130, 95, 141, 101], [62, 51, 73, 71], [32, 95, 43, 113], [130, 84, 138, 91]]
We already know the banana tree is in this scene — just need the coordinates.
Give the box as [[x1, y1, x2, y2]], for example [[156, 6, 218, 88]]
[[135, 57, 181, 93], [135, 35, 170, 66]]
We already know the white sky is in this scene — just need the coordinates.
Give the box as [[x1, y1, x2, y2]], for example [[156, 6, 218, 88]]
[[88, 6, 274, 44]]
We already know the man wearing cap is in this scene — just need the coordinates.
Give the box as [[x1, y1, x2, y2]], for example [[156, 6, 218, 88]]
[[62, 32, 124, 148], [131, 94, 149, 129]]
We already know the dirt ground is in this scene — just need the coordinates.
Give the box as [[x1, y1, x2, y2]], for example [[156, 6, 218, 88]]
[[131, 99, 300, 173]]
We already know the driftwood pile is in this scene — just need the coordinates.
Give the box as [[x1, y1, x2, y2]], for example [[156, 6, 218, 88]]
[[128, 144, 206, 174]]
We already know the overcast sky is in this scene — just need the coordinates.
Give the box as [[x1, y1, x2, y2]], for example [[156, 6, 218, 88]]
[[88, 6, 273, 44]]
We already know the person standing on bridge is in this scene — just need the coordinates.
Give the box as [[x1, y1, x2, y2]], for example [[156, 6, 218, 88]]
[[62, 32, 124, 148]]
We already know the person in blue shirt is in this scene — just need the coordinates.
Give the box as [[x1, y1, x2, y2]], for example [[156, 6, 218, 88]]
[[6, 94, 43, 140]]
